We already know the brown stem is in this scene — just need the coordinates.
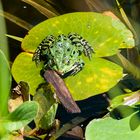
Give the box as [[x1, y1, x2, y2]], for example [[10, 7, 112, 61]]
[[43, 70, 81, 113]]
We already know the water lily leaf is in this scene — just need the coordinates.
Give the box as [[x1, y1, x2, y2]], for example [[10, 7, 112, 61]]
[[12, 12, 130, 100], [22, 12, 134, 57], [65, 56, 123, 100], [11, 52, 44, 94], [12, 52, 123, 100], [85, 115, 140, 140]]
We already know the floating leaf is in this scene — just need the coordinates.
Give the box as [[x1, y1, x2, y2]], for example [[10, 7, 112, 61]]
[[22, 12, 134, 57], [12, 12, 134, 100], [85, 115, 140, 140], [12, 52, 123, 100], [65, 56, 123, 100], [12, 52, 44, 94]]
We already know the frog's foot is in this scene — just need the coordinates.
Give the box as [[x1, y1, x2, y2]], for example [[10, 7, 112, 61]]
[[40, 35, 56, 48], [83, 42, 94, 60], [33, 35, 56, 65], [70, 61, 85, 76], [68, 33, 94, 59]]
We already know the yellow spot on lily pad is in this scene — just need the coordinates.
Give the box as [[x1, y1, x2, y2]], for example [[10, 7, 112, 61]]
[[95, 31, 99, 34], [86, 77, 94, 83], [55, 20, 60, 24], [77, 81, 82, 85], [114, 40, 119, 43], [52, 21, 60, 27], [100, 67, 116, 77]]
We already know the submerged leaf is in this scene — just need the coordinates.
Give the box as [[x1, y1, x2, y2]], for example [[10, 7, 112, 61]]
[[110, 105, 136, 120]]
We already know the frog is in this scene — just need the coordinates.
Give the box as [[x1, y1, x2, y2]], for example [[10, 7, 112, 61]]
[[32, 33, 94, 78]]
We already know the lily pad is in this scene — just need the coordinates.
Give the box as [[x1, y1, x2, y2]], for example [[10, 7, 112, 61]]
[[12, 52, 123, 100], [12, 12, 134, 100], [22, 12, 134, 57], [11, 52, 44, 93], [85, 115, 140, 140]]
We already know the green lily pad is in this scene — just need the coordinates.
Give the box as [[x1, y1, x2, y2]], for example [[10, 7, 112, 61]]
[[12, 52, 123, 100], [11, 52, 44, 93], [65, 56, 123, 100], [12, 12, 134, 100], [22, 12, 134, 57], [85, 115, 140, 140]]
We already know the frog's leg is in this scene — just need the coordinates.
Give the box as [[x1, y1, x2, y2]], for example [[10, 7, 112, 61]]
[[80, 39, 94, 59], [60, 62, 84, 78], [68, 33, 94, 59], [32, 35, 56, 65], [70, 61, 85, 75]]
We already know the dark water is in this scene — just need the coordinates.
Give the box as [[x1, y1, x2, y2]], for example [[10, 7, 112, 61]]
[[1, 0, 47, 61]]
